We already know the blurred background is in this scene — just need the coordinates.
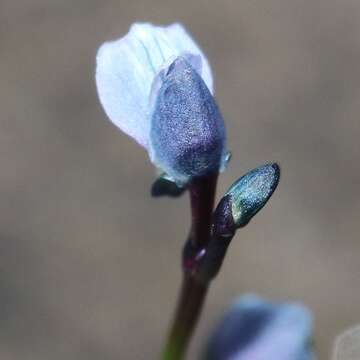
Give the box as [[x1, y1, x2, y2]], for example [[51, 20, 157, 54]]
[[1, 0, 360, 359]]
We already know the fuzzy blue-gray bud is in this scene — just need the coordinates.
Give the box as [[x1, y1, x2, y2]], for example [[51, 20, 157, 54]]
[[149, 57, 228, 184]]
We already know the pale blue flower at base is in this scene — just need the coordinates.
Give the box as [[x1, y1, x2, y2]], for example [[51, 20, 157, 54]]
[[96, 22, 227, 184], [204, 294, 315, 360]]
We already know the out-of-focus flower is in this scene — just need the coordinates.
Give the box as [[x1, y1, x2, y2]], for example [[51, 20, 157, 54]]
[[203, 294, 315, 360], [96, 23, 228, 184], [333, 324, 360, 360]]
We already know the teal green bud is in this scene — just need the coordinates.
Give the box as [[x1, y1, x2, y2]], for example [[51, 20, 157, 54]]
[[225, 163, 280, 228], [190, 164, 279, 284]]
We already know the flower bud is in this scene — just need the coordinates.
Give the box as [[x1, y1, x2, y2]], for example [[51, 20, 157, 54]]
[[149, 56, 228, 185], [212, 163, 280, 238], [96, 23, 213, 149]]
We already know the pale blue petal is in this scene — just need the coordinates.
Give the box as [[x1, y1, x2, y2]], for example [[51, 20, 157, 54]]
[[96, 38, 151, 147], [204, 294, 315, 360], [232, 301, 314, 360], [95, 22, 213, 148], [153, 23, 213, 92]]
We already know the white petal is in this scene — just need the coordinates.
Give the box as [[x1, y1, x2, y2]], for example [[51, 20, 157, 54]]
[[95, 22, 213, 148]]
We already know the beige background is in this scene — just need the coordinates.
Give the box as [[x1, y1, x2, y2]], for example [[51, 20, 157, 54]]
[[1, 0, 360, 359]]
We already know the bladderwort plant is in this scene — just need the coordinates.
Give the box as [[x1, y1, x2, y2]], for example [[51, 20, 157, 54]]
[[96, 22, 315, 360]]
